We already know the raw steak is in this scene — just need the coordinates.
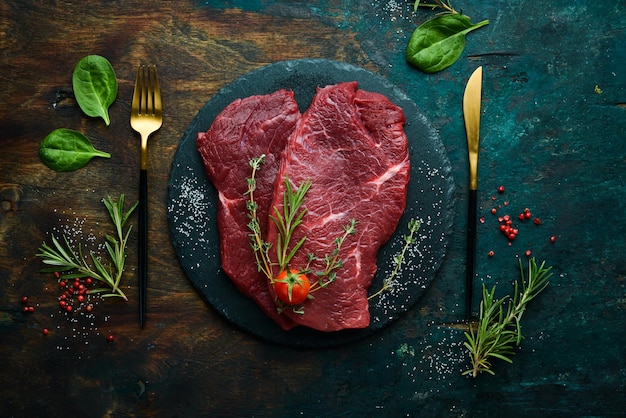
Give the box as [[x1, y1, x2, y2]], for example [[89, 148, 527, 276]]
[[197, 89, 300, 330], [266, 82, 410, 331]]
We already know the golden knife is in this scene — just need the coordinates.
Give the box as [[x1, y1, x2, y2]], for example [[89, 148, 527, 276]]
[[463, 66, 483, 320]]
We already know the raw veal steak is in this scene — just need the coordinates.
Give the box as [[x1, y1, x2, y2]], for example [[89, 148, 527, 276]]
[[197, 89, 300, 330], [266, 82, 410, 331]]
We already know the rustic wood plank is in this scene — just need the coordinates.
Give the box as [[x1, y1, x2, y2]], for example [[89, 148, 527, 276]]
[[0, 1, 373, 415]]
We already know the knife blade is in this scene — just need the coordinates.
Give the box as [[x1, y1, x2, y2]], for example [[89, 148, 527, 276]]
[[463, 66, 483, 320]]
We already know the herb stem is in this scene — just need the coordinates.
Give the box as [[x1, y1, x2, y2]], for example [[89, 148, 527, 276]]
[[271, 175, 312, 270], [246, 155, 274, 279], [368, 219, 421, 300], [463, 258, 552, 377], [414, 0, 457, 14], [246, 156, 358, 313], [310, 218, 357, 292], [37, 195, 137, 299]]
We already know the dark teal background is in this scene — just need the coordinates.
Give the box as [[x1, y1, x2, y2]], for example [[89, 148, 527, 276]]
[[196, 1, 626, 416]]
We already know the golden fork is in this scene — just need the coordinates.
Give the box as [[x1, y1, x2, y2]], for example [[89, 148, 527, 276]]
[[130, 65, 162, 328]]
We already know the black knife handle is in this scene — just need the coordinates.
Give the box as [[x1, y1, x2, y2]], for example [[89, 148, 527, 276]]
[[466, 189, 477, 320]]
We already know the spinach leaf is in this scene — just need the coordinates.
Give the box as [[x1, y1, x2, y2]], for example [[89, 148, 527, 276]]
[[39, 128, 111, 172], [72, 55, 118, 125], [406, 14, 489, 73]]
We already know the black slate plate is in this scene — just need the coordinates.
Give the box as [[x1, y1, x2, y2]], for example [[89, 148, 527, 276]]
[[167, 59, 454, 347]]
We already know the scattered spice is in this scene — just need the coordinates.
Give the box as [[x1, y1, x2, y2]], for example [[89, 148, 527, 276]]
[[369, 218, 421, 299], [54, 275, 98, 314], [20, 296, 36, 314], [480, 185, 556, 258], [20, 207, 127, 353], [497, 214, 518, 242], [487, 185, 555, 251], [37, 195, 137, 300]]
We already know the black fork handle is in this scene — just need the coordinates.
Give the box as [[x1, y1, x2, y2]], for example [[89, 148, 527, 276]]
[[139, 168, 148, 328]]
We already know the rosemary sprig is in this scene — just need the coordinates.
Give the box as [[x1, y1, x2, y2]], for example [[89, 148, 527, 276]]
[[369, 218, 421, 300], [270, 175, 312, 269], [247, 155, 273, 279], [246, 156, 356, 308], [309, 218, 357, 291], [246, 155, 313, 277], [463, 258, 552, 377], [36, 195, 138, 300], [413, 0, 457, 14]]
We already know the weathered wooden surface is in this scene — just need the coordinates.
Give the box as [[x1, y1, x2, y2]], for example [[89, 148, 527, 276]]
[[1, 0, 625, 416]]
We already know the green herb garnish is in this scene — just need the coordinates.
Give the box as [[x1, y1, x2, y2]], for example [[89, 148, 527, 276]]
[[246, 154, 274, 279], [407, 1, 489, 73], [413, 0, 456, 13], [463, 258, 552, 377], [369, 218, 421, 299], [39, 128, 110, 172], [246, 156, 356, 311], [308, 218, 357, 291], [37, 195, 137, 300], [270, 174, 312, 270], [72, 55, 118, 125]]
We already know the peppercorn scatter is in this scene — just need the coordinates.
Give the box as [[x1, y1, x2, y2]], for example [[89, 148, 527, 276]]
[[20, 295, 48, 335], [57, 276, 96, 314], [20, 295, 36, 313], [486, 185, 556, 257], [20, 272, 118, 346], [28, 210, 127, 349]]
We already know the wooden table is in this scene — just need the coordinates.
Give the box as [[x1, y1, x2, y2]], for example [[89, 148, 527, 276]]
[[1, 1, 625, 416]]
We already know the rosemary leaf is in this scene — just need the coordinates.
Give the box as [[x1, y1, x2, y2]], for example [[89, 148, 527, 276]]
[[245, 156, 357, 311], [36, 194, 136, 300], [464, 258, 553, 377], [368, 218, 421, 300], [413, 0, 457, 14]]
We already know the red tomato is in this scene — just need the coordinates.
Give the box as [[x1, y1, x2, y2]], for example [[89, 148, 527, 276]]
[[273, 269, 310, 305]]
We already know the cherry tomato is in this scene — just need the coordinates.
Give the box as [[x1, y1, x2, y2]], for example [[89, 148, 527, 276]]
[[273, 269, 310, 305]]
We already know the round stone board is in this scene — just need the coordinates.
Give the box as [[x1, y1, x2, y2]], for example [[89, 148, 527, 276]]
[[167, 59, 455, 347]]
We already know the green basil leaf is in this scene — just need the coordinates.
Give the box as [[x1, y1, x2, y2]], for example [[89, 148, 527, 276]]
[[72, 55, 118, 125], [406, 14, 489, 73], [39, 128, 111, 172]]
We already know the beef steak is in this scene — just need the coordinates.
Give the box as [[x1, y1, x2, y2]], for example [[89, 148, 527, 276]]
[[197, 89, 300, 330], [266, 82, 410, 331]]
